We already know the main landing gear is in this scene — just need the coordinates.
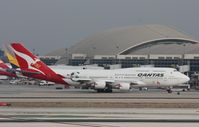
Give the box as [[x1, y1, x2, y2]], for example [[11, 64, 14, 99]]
[[167, 88, 181, 95], [96, 85, 113, 93], [96, 89, 113, 93]]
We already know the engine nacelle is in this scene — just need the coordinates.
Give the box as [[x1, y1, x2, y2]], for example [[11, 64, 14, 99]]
[[94, 80, 106, 89], [118, 82, 130, 90]]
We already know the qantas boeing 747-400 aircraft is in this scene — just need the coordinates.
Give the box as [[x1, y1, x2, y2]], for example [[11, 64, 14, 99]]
[[9, 42, 190, 92]]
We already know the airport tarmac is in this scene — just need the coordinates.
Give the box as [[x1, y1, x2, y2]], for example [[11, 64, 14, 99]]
[[0, 81, 199, 108], [0, 80, 199, 126], [0, 108, 199, 126], [1, 122, 199, 127], [0, 80, 198, 98]]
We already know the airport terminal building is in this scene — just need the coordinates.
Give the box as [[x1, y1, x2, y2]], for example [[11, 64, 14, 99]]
[[46, 25, 199, 80]]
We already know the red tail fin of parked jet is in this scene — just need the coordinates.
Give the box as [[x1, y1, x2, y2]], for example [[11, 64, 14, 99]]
[[10, 43, 67, 85], [0, 60, 9, 69], [0, 59, 17, 78]]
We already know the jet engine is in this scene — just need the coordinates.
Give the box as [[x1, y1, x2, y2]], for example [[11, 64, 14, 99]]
[[94, 80, 106, 89], [117, 82, 130, 90]]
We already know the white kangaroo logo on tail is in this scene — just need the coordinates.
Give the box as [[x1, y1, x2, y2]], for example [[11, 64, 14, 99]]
[[11, 47, 45, 75]]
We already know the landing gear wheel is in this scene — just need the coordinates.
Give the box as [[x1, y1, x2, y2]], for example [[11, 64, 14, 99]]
[[167, 89, 172, 93], [104, 85, 113, 93], [105, 89, 112, 93], [96, 89, 112, 93], [97, 89, 104, 93]]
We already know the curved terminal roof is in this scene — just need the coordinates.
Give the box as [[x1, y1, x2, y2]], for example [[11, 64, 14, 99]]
[[47, 25, 199, 56]]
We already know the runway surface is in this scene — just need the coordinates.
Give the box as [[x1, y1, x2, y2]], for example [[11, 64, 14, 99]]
[[1, 108, 199, 126], [0, 80, 198, 99], [0, 81, 199, 108], [1, 122, 199, 127], [1, 80, 199, 126]]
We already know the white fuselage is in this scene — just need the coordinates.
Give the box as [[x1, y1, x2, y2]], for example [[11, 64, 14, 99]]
[[50, 65, 104, 70], [51, 67, 190, 87]]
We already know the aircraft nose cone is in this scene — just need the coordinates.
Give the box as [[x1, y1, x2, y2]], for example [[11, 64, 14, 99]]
[[182, 74, 190, 83], [185, 75, 190, 82]]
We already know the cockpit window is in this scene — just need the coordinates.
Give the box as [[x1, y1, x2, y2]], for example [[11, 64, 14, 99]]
[[173, 69, 177, 72]]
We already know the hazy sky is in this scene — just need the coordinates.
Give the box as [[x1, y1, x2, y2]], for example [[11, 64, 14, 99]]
[[0, 0, 199, 55]]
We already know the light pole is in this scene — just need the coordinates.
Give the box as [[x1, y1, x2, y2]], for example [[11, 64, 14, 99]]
[[183, 43, 186, 65], [65, 48, 68, 65]]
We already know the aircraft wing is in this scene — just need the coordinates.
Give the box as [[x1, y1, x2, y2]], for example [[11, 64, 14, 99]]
[[68, 76, 146, 90], [71, 78, 116, 82], [74, 78, 145, 85], [3, 68, 40, 75], [0, 68, 7, 72], [70, 77, 92, 82], [130, 80, 146, 86]]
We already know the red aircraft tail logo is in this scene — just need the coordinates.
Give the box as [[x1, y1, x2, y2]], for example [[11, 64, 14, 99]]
[[10, 43, 67, 84]]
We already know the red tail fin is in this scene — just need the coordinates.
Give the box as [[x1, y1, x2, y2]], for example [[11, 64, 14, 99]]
[[10, 42, 67, 84], [0, 60, 17, 78], [0, 60, 9, 69]]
